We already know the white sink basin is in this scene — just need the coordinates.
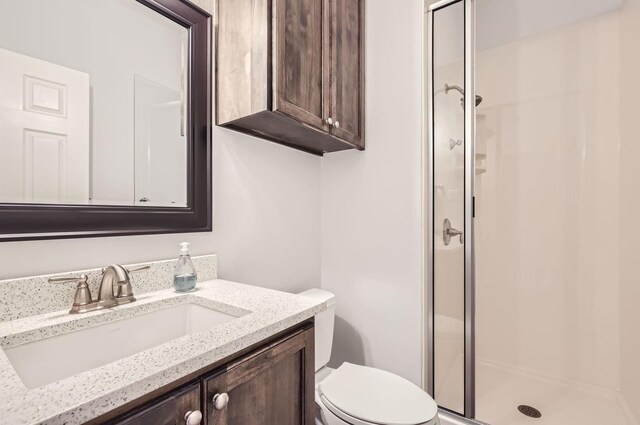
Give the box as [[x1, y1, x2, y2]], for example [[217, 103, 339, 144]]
[[4, 302, 240, 389]]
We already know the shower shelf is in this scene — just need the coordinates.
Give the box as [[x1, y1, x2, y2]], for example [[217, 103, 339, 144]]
[[453, 165, 487, 175], [455, 152, 487, 174]]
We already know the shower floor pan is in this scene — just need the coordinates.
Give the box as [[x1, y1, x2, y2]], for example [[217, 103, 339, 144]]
[[474, 360, 638, 425]]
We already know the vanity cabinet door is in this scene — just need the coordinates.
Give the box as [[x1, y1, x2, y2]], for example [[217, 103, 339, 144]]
[[110, 383, 201, 425], [203, 328, 315, 425], [329, 0, 365, 148]]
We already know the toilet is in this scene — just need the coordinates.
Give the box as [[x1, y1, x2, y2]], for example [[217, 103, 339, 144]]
[[300, 289, 440, 425]]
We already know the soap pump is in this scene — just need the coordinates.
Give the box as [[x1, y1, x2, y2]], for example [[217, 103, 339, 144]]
[[173, 242, 198, 292]]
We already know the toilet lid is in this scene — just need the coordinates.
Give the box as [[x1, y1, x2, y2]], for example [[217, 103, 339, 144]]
[[318, 363, 438, 425]]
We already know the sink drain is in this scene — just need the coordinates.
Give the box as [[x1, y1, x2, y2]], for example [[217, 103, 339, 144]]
[[518, 405, 542, 418]]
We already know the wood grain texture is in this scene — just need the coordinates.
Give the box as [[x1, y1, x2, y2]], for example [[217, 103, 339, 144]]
[[302, 318, 315, 425], [225, 111, 354, 155], [216, 0, 269, 124], [274, 0, 328, 131], [109, 383, 200, 425], [330, 0, 365, 148], [204, 328, 315, 425], [215, 0, 365, 154]]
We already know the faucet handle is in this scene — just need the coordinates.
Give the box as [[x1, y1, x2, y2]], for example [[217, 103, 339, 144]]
[[119, 265, 150, 297], [126, 264, 150, 274], [114, 264, 149, 302], [49, 274, 89, 285], [49, 274, 93, 314]]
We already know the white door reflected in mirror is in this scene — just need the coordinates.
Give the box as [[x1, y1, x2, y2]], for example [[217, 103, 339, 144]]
[[0, 48, 90, 205], [134, 75, 187, 208], [0, 0, 188, 208]]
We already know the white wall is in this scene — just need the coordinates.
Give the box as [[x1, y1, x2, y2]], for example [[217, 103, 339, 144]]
[[320, 0, 424, 385], [0, 0, 321, 295]]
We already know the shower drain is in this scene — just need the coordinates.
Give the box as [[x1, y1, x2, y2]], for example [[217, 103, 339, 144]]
[[517, 405, 542, 418]]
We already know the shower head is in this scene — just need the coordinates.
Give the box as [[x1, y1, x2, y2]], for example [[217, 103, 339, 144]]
[[444, 83, 483, 107]]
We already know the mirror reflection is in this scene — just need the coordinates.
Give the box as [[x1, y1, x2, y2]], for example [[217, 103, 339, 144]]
[[0, 0, 189, 207]]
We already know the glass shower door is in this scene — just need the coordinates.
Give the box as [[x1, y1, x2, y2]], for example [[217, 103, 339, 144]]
[[427, 0, 475, 418], [472, 1, 632, 424]]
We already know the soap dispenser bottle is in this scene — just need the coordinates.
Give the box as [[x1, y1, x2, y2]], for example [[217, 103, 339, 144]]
[[173, 242, 198, 292]]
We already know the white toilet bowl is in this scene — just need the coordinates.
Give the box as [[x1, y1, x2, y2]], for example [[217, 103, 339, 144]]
[[300, 289, 440, 425]]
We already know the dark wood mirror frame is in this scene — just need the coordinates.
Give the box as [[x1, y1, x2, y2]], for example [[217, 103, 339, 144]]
[[0, 0, 212, 242]]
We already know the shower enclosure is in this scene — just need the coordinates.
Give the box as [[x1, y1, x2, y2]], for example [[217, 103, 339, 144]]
[[425, 0, 640, 424]]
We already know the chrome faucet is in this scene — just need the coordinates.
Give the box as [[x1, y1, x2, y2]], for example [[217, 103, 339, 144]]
[[49, 264, 149, 314], [99, 265, 131, 307]]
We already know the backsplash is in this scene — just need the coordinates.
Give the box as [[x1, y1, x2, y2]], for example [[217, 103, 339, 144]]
[[0, 255, 217, 322]]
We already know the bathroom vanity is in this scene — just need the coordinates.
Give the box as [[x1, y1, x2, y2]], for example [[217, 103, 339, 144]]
[[102, 322, 314, 425], [0, 269, 326, 425]]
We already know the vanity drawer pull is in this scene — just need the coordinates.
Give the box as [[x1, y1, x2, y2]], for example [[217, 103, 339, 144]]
[[212, 393, 229, 410]]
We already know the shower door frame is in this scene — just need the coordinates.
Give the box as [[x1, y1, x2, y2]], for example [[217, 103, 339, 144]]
[[424, 0, 478, 421]]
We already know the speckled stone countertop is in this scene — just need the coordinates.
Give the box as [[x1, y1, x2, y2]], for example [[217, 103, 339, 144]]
[[0, 280, 326, 425]]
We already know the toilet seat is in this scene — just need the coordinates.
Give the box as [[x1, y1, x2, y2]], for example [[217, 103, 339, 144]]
[[317, 363, 439, 425]]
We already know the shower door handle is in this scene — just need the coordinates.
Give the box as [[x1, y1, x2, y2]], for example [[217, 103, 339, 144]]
[[443, 218, 464, 246]]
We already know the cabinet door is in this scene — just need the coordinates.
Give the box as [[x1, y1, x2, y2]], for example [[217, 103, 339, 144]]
[[204, 329, 315, 425], [274, 0, 330, 132], [329, 0, 365, 148], [111, 383, 201, 425]]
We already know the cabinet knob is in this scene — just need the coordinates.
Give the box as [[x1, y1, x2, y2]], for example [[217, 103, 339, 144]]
[[184, 410, 203, 425], [212, 393, 230, 410], [334, 121, 340, 129], [325, 117, 334, 126]]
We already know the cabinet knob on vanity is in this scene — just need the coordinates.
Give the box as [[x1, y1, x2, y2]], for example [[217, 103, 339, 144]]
[[334, 121, 340, 129], [184, 410, 203, 425], [325, 117, 334, 126], [212, 393, 230, 410]]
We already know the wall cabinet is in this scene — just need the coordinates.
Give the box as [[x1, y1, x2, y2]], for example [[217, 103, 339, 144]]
[[216, 0, 364, 155], [101, 324, 314, 425]]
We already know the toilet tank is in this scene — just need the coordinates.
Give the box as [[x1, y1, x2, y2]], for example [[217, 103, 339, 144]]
[[299, 289, 336, 372]]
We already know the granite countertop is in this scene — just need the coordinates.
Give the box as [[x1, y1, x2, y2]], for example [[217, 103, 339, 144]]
[[0, 280, 326, 425]]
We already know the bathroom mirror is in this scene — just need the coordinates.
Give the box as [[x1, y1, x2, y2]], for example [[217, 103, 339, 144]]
[[0, 0, 211, 240]]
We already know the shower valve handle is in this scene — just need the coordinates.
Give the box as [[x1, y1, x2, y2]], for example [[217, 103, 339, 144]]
[[443, 218, 464, 246]]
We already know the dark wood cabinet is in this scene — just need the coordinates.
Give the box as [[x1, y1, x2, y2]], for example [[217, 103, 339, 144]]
[[329, 0, 364, 148], [216, 0, 364, 155], [100, 323, 314, 425], [204, 328, 315, 425], [110, 383, 200, 425], [274, 0, 329, 133]]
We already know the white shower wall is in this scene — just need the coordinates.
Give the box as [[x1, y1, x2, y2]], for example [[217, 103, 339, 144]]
[[475, 11, 621, 391], [620, 0, 640, 419]]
